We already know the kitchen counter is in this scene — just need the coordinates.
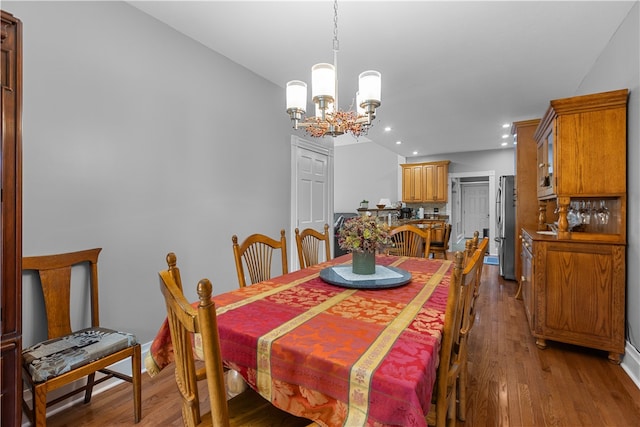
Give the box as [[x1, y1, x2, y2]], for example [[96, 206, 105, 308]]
[[397, 216, 449, 224]]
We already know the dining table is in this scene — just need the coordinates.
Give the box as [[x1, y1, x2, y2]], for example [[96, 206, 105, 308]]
[[147, 254, 455, 427]]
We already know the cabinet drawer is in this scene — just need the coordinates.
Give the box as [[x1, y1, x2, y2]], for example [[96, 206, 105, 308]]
[[521, 233, 533, 253]]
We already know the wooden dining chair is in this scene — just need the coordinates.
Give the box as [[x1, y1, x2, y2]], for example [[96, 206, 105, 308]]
[[455, 242, 487, 421], [21, 248, 141, 426], [232, 229, 288, 288], [469, 236, 488, 310], [430, 223, 452, 259], [387, 225, 432, 257], [295, 224, 331, 268], [426, 251, 468, 427], [158, 255, 313, 427], [463, 230, 481, 264]]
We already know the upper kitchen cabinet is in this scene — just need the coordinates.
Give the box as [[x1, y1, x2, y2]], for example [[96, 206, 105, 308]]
[[401, 163, 423, 202], [534, 89, 628, 242], [401, 160, 450, 203], [423, 161, 450, 202]]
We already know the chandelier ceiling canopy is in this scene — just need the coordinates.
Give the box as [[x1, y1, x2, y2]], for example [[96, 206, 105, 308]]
[[285, 0, 381, 138]]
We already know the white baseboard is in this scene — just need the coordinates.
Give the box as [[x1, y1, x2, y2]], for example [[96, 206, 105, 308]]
[[22, 341, 151, 427], [622, 340, 640, 391]]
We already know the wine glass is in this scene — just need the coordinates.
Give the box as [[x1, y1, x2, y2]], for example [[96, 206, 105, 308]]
[[567, 202, 581, 230], [597, 200, 609, 225], [580, 201, 591, 225]]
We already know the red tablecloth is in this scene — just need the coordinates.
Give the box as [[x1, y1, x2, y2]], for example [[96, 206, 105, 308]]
[[148, 254, 453, 427]]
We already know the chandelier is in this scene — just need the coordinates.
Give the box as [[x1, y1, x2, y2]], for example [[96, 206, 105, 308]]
[[285, 0, 381, 138]]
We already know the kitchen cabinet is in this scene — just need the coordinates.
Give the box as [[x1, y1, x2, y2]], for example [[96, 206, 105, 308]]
[[401, 164, 423, 202], [401, 160, 450, 203], [423, 161, 449, 202], [513, 119, 541, 291], [1, 10, 23, 427], [520, 229, 625, 363]]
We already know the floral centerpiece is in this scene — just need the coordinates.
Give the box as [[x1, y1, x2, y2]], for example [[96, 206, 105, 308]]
[[338, 215, 391, 274]]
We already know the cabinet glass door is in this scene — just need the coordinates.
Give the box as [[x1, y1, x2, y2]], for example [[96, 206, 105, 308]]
[[546, 130, 553, 188]]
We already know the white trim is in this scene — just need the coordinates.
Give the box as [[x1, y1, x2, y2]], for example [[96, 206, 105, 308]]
[[22, 341, 151, 426], [622, 340, 640, 391], [448, 170, 497, 256]]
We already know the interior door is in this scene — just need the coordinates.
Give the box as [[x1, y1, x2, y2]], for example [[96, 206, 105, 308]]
[[462, 183, 490, 238], [290, 136, 333, 270]]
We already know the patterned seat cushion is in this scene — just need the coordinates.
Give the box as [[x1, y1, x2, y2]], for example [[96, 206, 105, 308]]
[[22, 327, 137, 383]]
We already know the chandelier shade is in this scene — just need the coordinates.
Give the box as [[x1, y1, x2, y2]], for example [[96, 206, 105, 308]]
[[286, 80, 307, 112], [285, 0, 381, 138], [311, 63, 336, 102], [358, 71, 381, 105]]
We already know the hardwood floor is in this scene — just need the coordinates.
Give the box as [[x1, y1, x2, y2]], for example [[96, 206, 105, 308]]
[[41, 265, 640, 426]]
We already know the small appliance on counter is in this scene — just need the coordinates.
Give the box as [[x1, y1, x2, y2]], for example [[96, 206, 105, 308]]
[[400, 207, 413, 219]]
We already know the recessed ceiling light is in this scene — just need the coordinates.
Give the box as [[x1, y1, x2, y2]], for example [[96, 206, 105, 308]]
[[502, 134, 509, 139], [413, 151, 418, 155], [502, 123, 510, 128], [384, 126, 392, 132], [501, 142, 508, 147], [396, 140, 402, 145]]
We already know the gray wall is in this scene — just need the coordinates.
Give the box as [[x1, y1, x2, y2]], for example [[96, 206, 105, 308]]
[[333, 144, 515, 213], [413, 148, 515, 177], [7, 1, 293, 346], [334, 141, 402, 212], [576, 3, 639, 365]]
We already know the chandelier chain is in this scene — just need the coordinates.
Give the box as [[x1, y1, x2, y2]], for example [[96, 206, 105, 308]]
[[285, 0, 380, 138], [333, 0, 339, 52]]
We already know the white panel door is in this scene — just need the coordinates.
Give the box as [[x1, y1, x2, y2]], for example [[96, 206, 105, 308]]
[[462, 183, 490, 238], [297, 150, 328, 232], [290, 136, 333, 270]]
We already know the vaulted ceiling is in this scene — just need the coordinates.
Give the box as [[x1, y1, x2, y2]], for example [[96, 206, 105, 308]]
[[128, 1, 636, 157]]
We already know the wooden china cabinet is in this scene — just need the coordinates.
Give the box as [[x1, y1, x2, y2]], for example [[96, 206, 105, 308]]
[[519, 89, 628, 363], [1, 10, 23, 427]]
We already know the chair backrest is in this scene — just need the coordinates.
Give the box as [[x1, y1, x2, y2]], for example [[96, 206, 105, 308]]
[[232, 229, 288, 288], [23, 248, 102, 340], [165, 252, 184, 292], [463, 230, 481, 263], [413, 220, 446, 244], [441, 223, 453, 250], [432, 250, 468, 426], [459, 245, 485, 338], [158, 260, 229, 427], [470, 236, 490, 306], [295, 224, 331, 268], [388, 225, 431, 257]]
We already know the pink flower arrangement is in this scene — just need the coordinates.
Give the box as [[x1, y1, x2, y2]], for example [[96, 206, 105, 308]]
[[338, 215, 391, 253]]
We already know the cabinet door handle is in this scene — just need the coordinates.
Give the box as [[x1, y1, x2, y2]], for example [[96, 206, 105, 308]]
[[539, 163, 545, 168], [521, 276, 526, 282]]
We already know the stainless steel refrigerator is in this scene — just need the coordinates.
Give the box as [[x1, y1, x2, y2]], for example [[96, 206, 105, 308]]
[[496, 175, 516, 280]]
